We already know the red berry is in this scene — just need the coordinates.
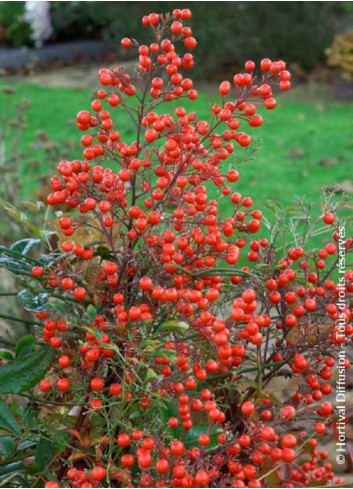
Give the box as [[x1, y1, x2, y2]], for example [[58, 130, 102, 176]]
[[121, 37, 132, 48], [109, 383, 122, 396], [57, 378, 70, 391], [241, 401, 255, 416], [184, 37, 197, 49], [73, 287, 86, 300], [39, 380, 51, 392], [245, 60, 255, 71], [58, 356, 70, 368], [194, 470, 210, 486], [170, 440, 185, 456], [323, 212, 335, 225], [139, 277, 153, 291], [117, 434, 130, 447], [145, 129, 158, 142], [91, 377, 104, 391], [76, 110, 91, 125], [31, 266, 44, 277], [156, 458, 170, 474], [260, 58, 272, 71], [104, 261, 118, 275], [91, 466, 107, 481]]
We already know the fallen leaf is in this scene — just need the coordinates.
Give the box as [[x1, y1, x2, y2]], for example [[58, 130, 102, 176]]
[[339, 180, 353, 193], [52, 216, 121, 249], [286, 323, 332, 346], [262, 376, 301, 403], [51, 216, 121, 286], [319, 157, 340, 167], [323, 180, 353, 194], [287, 149, 306, 159]]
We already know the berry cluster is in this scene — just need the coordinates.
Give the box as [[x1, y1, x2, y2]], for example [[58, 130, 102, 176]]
[[25, 9, 352, 489]]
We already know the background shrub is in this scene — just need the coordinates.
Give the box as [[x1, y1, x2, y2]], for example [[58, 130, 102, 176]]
[[0, 1, 31, 47], [49, 1, 348, 75], [1, 2, 352, 78]]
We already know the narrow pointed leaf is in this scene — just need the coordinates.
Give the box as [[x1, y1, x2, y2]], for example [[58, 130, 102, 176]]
[[0, 400, 21, 436], [10, 239, 40, 255], [17, 289, 53, 312]]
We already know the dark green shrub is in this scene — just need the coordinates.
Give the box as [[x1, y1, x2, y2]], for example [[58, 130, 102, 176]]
[[0, 1, 31, 47], [0, 1, 350, 77], [49, 1, 347, 76]]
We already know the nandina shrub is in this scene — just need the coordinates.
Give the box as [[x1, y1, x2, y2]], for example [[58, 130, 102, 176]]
[[0, 8, 352, 489]]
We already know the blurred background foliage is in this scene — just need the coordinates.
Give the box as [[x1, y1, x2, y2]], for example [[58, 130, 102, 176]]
[[0, 1, 353, 77], [0, 1, 31, 46], [0, 0, 352, 343]]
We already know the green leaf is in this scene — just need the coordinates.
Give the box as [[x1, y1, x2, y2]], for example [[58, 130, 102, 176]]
[[53, 431, 70, 453], [39, 253, 62, 266], [194, 268, 263, 281], [0, 461, 27, 477], [15, 334, 36, 357], [0, 346, 53, 394], [95, 246, 114, 259], [20, 406, 39, 429], [0, 253, 32, 275], [50, 301, 71, 316], [0, 399, 21, 436], [10, 239, 40, 255], [87, 304, 97, 322], [17, 289, 53, 312], [157, 400, 183, 439], [34, 437, 54, 472], [159, 400, 179, 424], [145, 367, 158, 382], [0, 436, 15, 457], [183, 424, 222, 449], [160, 320, 189, 331], [18, 439, 36, 451], [0, 350, 14, 361]]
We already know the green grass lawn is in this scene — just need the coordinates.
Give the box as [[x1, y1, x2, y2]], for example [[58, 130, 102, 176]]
[[1, 80, 352, 212]]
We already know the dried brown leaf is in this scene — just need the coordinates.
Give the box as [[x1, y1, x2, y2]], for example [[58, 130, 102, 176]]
[[262, 376, 301, 404]]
